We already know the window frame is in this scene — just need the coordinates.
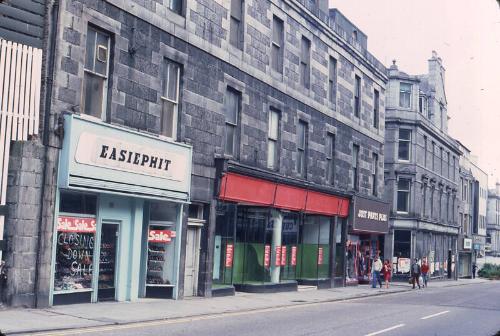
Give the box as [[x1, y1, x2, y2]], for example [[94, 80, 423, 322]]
[[399, 82, 412, 109], [325, 133, 335, 185], [160, 58, 181, 139], [267, 108, 280, 170], [271, 15, 284, 74], [300, 36, 311, 89], [354, 75, 361, 117], [328, 57, 337, 105], [372, 152, 378, 196], [296, 120, 308, 177], [229, 0, 244, 50], [352, 144, 359, 191], [224, 87, 241, 157], [397, 178, 411, 214], [398, 128, 411, 162], [373, 89, 379, 129], [82, 26, 111, 120]]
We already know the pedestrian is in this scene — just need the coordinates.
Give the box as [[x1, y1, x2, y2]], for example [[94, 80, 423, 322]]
[[421, 258, 429, 288], [472, 263, 478, 279], [372, 256, 383, 288], [410, 258, 421, 289], [383, 259, 392, 289]]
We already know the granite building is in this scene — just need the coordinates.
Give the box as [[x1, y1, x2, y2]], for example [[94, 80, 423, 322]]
[[384, 52, 460, 279], [486, 183, 500, 256], [1, 0, 389, 307]]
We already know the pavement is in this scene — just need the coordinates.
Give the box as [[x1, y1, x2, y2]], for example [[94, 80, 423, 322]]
[[0, 278, 492, 335]]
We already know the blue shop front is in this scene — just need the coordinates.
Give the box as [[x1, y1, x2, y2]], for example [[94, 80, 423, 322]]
[[50, 114, 192, 305]]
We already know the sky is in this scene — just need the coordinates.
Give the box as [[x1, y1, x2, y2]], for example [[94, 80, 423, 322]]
[[331, 0, 500, 187]]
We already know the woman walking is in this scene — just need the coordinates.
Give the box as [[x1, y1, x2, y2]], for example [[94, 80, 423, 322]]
[[383, 259, 392, 289]]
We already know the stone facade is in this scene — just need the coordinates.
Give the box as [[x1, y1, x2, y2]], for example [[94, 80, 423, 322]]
[[487, 184, 500, 256], [384, 53, 460, 279], [3, 0, 387, 306]]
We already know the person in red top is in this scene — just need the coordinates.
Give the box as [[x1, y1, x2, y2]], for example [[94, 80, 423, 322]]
[[421, 258, 430, 288], [383, 259, 392, 289]]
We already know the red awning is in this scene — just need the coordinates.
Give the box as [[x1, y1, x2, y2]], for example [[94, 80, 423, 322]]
[[219, 173, 349, 217]]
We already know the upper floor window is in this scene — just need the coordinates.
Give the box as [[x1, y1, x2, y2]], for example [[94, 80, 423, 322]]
[[296, 121, 307, 177], [230, 0, 244, 49], [271, 16, 284, 73], [397, 178, 411, 213], [432, 142, 436, 171], [372, 153, 378, 196], [373, 89, 379, 129], [419, 96, 427, 115], [398, 129, 411, 161], [354, 75, 361, 117], [82, 26, 110, 119], [167, 0, 183, 15], [423, 135, 428, 168], [399, 82, 412, 109], [328, 57, 337, 105], [352, 144, 359, 191], [326, 133, 335, 185], [161, 59, 181, 139], [224, 88, 241, 157], [300, 36, 310, 89], [267, 108, 280, 170]]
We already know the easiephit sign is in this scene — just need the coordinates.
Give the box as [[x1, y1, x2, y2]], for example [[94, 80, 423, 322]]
[[75, 132, 187, 181], [352, 196, 390, 233]]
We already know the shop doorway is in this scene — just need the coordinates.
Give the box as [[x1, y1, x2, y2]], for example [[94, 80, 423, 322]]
[[98, 222, 119, 301], [184, 225, 201, 296]]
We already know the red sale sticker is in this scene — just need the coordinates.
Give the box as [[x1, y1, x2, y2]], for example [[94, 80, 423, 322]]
[[264, 245, 271, 268], [275, 245, 281, 267], [225, 244, 234, 268], [281, 246, 287, 266], [148, 229, 176, 243], [291, 246, 297, 266], [318, 247, 323, 265], [57, 216, 96, 233]]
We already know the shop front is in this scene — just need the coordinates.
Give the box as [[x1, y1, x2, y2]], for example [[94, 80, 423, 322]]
[[458, 238, 473, 278], [212, 173, 349, 294], [346, 196, 389, 285], [50, 114, 192, 305]]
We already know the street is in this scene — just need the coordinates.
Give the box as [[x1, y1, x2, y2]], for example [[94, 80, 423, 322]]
[[24, 282, 500, 336]]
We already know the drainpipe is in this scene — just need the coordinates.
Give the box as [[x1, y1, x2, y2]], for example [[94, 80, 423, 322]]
[[34, 0, 60, 308]]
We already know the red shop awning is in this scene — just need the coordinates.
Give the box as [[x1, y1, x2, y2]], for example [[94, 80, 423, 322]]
[[218, 173, 350, 217]]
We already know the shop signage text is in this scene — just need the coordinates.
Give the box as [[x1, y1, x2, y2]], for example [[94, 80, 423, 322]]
[[225, 244, 234, 268], [75, 132, 188, 182], [57, 216, 96, 233], [352, 197, 390, 233], [463, 238, 472, 250], [148, 230, 176, 243]]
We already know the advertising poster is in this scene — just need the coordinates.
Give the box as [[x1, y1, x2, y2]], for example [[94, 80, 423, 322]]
[[275, 245, 282, 267], [398, 258, 411, 273], [318, 247, 323, 265], [264, 245, 271, 268], [291, 246, 297, 266], [225, 244, 234, 268], [281, 246, 287, 266]]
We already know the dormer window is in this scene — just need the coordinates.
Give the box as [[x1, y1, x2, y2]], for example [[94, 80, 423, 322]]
[[352, 30, 358, 42], [419, 96, 428, 116]]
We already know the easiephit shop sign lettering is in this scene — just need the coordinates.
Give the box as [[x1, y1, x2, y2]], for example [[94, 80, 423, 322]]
[[75, 132, 188, 182]]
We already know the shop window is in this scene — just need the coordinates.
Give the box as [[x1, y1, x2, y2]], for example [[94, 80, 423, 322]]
[[267, 108, 280, 170], [398, 129, 411, 161], [82, 26, 110, 120], [146, 202, 178, 287], [224, 88, 241, 157], [213, 203, 236, 286], [393, 230, 411, 274], [334, 218, 344, 278], [298, 215, 330, 281], [54, 192, 98, 293], [161, 58, 181, 139], [397, 178, 411, 213]]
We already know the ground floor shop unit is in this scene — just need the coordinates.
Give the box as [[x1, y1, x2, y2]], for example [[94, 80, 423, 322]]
[[211, 172, 350, 295], [50, 114, 192, 305], [385, 220, 458, 280]]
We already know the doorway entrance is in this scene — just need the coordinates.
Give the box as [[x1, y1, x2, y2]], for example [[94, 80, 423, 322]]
[[98, 222, 119, 301], [184, 225, 201, 296]]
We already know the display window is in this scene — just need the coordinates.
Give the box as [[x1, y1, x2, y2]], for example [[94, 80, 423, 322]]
[[334, 218, 345, 278], [146, 202, 178, 287], [393, 230, 411, 274], [297, 215, 331, 281], [54, 192, 97, 293], [213, 203, 236, 287], [345, 237, 359, 282]]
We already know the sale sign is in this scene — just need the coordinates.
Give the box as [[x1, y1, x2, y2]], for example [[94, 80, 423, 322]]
[[317, 247, 323, 265], [57, 216, 96, 233], [148, 229, 176, 243], [291, 246, 297, 266], [264, 245, 271, 268], [275, 245, 282, 267], [281, 246, 287, 266], [225, 244, 234, 268]]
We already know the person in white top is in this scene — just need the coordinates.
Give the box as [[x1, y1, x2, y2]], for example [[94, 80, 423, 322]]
[[372, 256, 383, 288]]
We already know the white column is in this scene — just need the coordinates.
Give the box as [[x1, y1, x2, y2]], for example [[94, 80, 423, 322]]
[[270, 209, 282, 283]]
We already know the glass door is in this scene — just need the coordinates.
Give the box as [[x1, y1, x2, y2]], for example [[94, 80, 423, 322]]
[[98, 222, 119, 301]]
